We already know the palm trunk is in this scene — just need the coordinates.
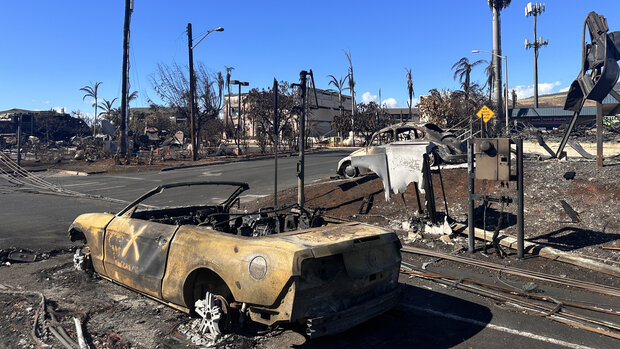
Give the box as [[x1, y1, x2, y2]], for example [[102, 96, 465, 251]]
[[492, 6, 503, 134]]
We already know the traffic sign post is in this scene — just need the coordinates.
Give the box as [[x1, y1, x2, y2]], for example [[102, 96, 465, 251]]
[[476, 105, 495, 137]]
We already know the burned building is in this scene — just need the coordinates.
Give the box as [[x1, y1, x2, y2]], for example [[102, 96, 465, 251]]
[[0, 108, 90, 143]]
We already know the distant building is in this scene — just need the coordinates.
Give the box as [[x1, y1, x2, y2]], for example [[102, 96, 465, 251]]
[[384, 107, 419, 122], [223, 89, 353, 138], [509, 89, 620, 129]]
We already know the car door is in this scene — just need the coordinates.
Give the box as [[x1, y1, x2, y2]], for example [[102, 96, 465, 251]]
[[103, 215, 179, 298]]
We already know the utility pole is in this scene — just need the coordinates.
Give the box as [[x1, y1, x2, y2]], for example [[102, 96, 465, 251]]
[[119, 0, 133, 157], [187, 25, 224, 160], [297, 71, 308, 208], [187, 23, 198, 161], [525, 2, 548, 108], [273, 78, 279, 207], [16, 114, 22, 166], [293, 70, 317, 209]]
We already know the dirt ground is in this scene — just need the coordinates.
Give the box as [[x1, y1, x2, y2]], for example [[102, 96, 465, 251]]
[[1, 155, 619, 348], [248, 157, 620, 287]]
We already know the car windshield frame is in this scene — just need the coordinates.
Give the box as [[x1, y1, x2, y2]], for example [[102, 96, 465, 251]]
[[116, 181, 250, 217]]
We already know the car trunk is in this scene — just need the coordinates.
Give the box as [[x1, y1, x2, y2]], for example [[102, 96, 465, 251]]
[[275, 222, 402, 322]]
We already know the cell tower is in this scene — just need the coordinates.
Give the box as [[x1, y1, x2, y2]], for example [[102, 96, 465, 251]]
[[525, 2, 548, 108]]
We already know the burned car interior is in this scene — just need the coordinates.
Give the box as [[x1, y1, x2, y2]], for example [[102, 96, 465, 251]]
[[117, 181, 328, 236]]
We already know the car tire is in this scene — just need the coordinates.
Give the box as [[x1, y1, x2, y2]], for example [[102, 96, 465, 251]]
[[428, 151, 441, 166], [341, 162, 358, 179]]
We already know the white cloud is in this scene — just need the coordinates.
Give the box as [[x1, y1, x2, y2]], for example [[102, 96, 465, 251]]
[[361, 92, 400, 108], [41, 100, 50, 104], [361, 91, 377, 103], [559, 86, 570, 93], [382, 98, 398, 108], [83, 98, 98, 106], [511, 81, 561, 99]]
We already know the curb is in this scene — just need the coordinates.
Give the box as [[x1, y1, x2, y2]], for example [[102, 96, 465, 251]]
[[160, 148, 351, 172]]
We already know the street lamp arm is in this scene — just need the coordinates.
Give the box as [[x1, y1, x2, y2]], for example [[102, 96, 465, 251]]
[[192, 27, 224, 50], [472, 49, 506, 59]]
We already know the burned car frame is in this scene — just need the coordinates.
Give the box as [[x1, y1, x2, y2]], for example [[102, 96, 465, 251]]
[[337, 122, 467, 178], [68, 181, 401, 338]]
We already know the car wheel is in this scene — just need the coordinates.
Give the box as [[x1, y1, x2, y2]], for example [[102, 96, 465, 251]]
[[342, 162, 358, 179], [73, 247, 93, 273], [195, 292, 230, 340]]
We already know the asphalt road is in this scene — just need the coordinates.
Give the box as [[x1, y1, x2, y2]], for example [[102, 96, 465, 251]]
[[0, 150, 349, 251]]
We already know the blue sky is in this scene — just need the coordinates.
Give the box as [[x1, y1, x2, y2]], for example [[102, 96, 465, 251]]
[[1, 1, 619, 117]]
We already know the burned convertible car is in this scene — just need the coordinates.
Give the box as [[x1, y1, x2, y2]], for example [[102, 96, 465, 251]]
[[338, 122, 467, 178], [68, 182, 401, 338]]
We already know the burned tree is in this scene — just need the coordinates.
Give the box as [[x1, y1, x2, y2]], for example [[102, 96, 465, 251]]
[[244, 81, 300, 153], [151, 62, 224, 149]]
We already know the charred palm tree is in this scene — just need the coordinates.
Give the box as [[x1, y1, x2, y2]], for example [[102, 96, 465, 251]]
[[80, 81, 102, 135], [406, 68, 414, 122], [483, 61, 494, 101], [452, 57, 485, 100], [98, 98, 118, 125], [343, 50, 356, 145], [225, 66, 235, 138], [327, 74, 349, 136]]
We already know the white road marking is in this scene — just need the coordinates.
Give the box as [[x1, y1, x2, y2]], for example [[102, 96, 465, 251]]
[[82, 185, 126, 192], [240, 194, 268, 203], [61, 181, 102, 187], [106, 175, 161, 182], [401, 304, 594, 349], [200, 170, 222, 177]]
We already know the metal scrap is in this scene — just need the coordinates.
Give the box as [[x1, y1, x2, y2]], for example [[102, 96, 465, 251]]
[[8, 250, 36, 263], [560, 199, 581, 223], [351, 142, 435, 202]]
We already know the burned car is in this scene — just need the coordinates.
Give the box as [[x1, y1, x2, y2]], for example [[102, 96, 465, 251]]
[[337, 122, 467, 178], [68, 181, 401, 338]]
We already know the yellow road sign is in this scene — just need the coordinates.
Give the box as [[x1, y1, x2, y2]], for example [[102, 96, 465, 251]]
[[476, 105, 495, 123]]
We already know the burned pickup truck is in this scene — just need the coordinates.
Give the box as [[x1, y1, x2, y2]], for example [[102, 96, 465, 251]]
[[68, 181, 401, 338]]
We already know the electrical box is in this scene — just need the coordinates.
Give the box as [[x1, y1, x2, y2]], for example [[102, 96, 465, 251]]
[[474, 138, 511, 181]]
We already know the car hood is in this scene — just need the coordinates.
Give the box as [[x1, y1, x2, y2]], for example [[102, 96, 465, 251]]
[[348, 148, 368, 157]]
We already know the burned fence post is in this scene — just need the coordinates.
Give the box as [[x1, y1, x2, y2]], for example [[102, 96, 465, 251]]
[[422, 153, 437, 225], [516, 137, 525, 258]]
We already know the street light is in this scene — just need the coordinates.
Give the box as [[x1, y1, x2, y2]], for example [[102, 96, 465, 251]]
[[187, 24, 224, 161], [473, 49, 509, 133], [230, 79, 249, 154]]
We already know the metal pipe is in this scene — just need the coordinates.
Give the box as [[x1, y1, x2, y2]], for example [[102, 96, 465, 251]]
[[467, 139, 475, 253], [596, 101, 603, 168], [238, 83, 241, 154]]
